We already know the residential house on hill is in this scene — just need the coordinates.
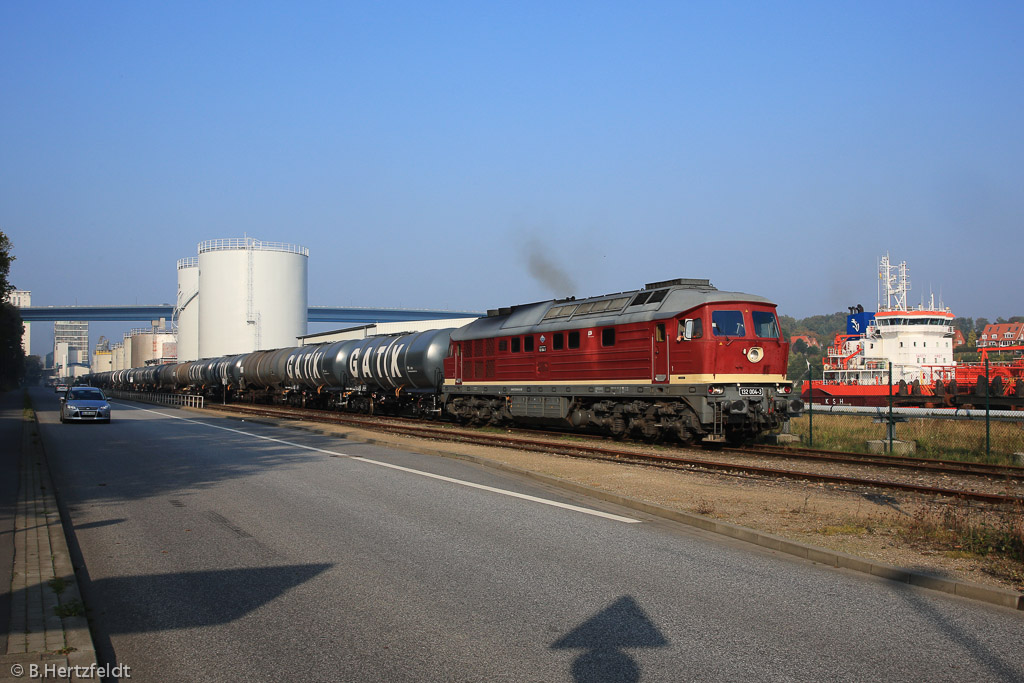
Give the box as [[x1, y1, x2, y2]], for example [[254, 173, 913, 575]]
[[978, 322, 1024, 348]]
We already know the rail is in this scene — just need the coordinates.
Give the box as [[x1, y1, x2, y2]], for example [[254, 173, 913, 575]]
[[107, 390, 204, 408], [806, 403, 1024, 423]]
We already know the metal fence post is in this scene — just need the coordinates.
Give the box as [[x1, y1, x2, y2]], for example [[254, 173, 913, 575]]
[[985, 358, 991, 459], [807, 374, 813, 448], [888, 361, 894, 453]]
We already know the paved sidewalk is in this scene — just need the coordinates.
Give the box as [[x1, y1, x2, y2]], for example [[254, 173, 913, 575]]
[[1, 403, 97, 682]]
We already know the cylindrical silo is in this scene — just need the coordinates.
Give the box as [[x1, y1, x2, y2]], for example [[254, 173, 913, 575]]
[[130, 329, 177, 367], [197, 237, 308, 358], [176, 257, 200, 362], [111, 342, 125, 371]]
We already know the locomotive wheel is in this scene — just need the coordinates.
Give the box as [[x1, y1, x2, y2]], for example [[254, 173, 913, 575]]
[[631, 417, 661, 443], [609, 414, 627, 440]]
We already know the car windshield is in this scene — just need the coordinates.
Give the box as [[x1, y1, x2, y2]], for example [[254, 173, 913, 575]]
[[69, 388, 104, 401]]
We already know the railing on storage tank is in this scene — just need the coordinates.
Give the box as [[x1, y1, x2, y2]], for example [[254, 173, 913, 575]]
[[107, 390, 204, 408], [197, 238, 309, 256]]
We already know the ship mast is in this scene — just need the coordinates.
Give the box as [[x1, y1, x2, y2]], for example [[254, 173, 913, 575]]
[[878, 253, 909, 313]]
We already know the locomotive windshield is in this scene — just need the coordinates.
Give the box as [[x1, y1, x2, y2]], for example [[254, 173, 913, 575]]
[[712, 310, 745, 337], [752, 311, 779, 338]]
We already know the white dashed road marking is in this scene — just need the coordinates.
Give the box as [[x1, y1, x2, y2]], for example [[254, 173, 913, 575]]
[[119, 403, 641, 523]]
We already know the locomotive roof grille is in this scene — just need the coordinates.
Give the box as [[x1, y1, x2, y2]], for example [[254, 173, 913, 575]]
[[645, 278, 713, 290]]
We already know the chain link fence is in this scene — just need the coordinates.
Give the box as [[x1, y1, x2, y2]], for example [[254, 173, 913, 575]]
[[784, 361, 1024, 465]]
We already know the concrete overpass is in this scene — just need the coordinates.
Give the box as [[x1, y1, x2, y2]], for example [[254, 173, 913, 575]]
[[18, 305, 483, 324]]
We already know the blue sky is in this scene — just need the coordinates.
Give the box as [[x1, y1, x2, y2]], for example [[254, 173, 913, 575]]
[[3, 2, 1022, 357]]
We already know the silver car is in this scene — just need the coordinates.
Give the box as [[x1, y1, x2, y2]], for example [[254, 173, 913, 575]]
[[60, 386, 112, 424]]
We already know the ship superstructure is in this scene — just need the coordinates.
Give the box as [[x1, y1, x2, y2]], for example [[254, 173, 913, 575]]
[[823, 255, 956, 388]]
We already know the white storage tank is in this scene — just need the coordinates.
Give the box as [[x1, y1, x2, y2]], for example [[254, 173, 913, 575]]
[[111, 342, 125, 371], [176, 257, 200, 362], [197, 238, 308, 358], [130, 328, 177, 367]]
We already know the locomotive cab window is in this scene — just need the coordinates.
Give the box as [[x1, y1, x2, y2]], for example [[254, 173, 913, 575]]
[[678, 318, 703, 340], [712, 310, 745, 337], [655, 323, 665, 342], [602, 328, 615, 346], [752, 311, 779, 338]]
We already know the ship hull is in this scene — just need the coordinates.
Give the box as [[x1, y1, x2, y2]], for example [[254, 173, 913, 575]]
[[802, 382, 932, 408]]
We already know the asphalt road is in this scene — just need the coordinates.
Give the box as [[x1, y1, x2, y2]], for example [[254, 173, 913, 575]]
[[28, 387, 1024, 682]]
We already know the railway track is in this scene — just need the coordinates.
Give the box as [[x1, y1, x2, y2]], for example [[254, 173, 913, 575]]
[[732, 444, 1024, 481], [189, 401, 1024, 506]]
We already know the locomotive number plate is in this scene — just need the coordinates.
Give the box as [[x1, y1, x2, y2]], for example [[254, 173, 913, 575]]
[[739, 388, 763, 396]]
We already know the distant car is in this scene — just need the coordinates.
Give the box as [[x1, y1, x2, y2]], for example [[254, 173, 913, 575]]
[[60, 386, 111, 424], [55, 384, 68, 394]]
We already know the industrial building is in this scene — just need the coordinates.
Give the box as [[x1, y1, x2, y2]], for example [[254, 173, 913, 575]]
[[54, 320, 89, 378], [5, 290, 30, 354]]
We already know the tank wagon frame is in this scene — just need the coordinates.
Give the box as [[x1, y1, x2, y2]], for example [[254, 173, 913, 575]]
[[84, 278, 802, 444]]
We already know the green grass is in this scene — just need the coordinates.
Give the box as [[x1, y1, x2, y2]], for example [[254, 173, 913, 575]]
[[54, 598, 85, 618]]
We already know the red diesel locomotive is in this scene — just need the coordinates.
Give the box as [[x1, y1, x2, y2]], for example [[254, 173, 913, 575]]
[[442, 278, 802, 444]]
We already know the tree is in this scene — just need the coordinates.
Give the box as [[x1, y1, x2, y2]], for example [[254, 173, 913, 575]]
[[0, 230, 25, 390], [778, 314, 797, 338], [23, 355, 42, 386], [952, 317, 974, 338], [975, 318, 990, 334], [0, 230, 13, 298]]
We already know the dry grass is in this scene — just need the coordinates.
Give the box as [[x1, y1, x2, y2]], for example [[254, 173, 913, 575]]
[[895, 502, 1024, 588], [785, 413, 1024, 464]]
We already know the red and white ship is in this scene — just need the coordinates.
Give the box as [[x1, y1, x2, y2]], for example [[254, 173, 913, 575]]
[[803, 255, 1024, 408]]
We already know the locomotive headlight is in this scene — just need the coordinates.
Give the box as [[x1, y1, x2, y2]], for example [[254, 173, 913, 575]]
[[746, 347, 764, 363], [778, 385, 792, 394], [707, 385, 724, 395]]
